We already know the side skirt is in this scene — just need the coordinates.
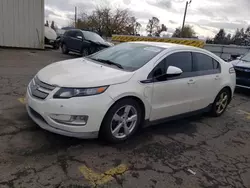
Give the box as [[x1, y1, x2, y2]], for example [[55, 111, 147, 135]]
[[143, 104, 212, 128]]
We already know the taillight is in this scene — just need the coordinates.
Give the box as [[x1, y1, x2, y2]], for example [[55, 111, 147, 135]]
[[229, 67, 235, 74]]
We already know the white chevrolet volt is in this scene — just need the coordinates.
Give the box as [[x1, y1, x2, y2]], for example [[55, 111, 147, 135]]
[[26, 42, 236, 143]]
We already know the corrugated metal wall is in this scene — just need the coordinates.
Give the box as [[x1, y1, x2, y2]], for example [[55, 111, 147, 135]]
[[204, 44, 250, 60], [0, 0, 44, 49]]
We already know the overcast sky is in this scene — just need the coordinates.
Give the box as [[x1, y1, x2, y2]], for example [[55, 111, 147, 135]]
[[45, 0, 250, 38]]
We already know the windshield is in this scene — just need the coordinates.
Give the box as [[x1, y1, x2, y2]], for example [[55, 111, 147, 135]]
[[82, 31, 105, 43], [241, 53, 250, 62], [88, 43, 164, 71]]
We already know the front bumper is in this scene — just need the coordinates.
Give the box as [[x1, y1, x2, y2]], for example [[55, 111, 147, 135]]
[[26, 88, 114, 139]]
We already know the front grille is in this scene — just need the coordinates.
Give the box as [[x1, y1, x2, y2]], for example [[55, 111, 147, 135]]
[[30, 76, 56, 100], [29, 106, 47, 124], [234, 66, 250, 79]]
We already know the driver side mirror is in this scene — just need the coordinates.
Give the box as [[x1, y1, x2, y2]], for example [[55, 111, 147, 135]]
[[166, 66, 183, 77]]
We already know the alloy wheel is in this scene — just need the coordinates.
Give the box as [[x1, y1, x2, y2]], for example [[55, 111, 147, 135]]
[[215, 92, 228, 114], [110, 105, 138, 139]]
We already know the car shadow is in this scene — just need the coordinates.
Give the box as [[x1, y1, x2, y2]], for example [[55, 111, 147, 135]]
[[18, 111, 204, 156], [109, 114, 204, 150]]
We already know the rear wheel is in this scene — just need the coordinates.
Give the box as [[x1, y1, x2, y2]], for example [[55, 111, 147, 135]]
[[61, 44, 69, 54], [100, 99, 142, 143], [210, 88, 230, 117]]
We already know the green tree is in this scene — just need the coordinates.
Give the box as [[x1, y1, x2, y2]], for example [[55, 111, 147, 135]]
[[214, 29, 227, 44], [246, 26, 250, 36], [172, 25, 196, 38], [226, 33, 232, 44], [231, 28, 243, 45], [206, 37, 214, 44]]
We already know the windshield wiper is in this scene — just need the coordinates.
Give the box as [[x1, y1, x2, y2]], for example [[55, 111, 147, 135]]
[[91, 58, 124, 69]]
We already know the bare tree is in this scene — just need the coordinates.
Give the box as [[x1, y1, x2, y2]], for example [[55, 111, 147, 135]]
[[75, 7, 141, 37], [45, 20, 49, 27], [155, 24, 167, 37], [50, 21, 56, 31], [126, 17, 141, 35], [146, 17, 160, 36]]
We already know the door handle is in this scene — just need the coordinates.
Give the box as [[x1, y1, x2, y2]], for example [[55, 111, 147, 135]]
[[215, 75, 220, 80], [187, 79, 195, 84]]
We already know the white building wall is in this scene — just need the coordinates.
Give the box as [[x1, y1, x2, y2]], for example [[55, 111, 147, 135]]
[[0, 0, 44, 49]]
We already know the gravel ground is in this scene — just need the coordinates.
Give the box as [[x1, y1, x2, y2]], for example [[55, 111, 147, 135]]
[[0, 48, 250, 188]]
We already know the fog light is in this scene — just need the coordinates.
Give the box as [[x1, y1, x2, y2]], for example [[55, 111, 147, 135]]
[[50, 114, 88, 126]]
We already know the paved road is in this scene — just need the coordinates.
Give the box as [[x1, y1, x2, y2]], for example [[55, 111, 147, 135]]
[[0, 48, 250, 188]]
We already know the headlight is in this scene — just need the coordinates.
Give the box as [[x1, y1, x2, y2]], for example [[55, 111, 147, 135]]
[[54, 86, 109, 98]]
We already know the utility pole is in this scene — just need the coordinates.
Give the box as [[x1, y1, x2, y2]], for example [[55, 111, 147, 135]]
[[75, 6, 77, 28], [181, 0, 192, 37]]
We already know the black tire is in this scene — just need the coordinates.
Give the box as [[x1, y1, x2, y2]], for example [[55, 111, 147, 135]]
[[53, 43, 59, 50], [61, 43, 69, 54], [210, 88, 231, 117], [81, 48, 89, 57], [100, 98, 142, 143]]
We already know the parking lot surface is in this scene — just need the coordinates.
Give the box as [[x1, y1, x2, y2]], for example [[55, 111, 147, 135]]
[[0, 48, 250, 188]]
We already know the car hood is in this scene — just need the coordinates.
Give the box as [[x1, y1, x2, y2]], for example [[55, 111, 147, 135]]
[[91, 40, 113, 47], [231, 59, 250, 68], [44, 26, 57, 40], [37, 58, 134, 87]]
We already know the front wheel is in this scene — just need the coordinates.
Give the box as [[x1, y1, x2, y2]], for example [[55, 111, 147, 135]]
[[81, 48, 89, 56], [100, 99, 142, 143], [210, 88, 230, 117], [61, 44, 69, 54]]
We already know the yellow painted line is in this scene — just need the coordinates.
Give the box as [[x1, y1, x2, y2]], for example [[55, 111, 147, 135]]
[[236, 109, 250, 119], [79, 164, 128, 186], [18, 97, 26, 104]]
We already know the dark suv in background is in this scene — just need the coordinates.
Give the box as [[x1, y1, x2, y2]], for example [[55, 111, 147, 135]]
[[61, 29, 113, 56], [231, 52, 250, 89]]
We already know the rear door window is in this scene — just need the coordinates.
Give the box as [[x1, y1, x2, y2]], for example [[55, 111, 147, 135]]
[[192, 52, 221, 74], [193, 53, 213, 71]]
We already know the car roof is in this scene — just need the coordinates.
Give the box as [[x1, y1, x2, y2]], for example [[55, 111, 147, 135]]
[[66, 29, 96, 34], [128, 41, 222, 60], [128, 41, 201, 50]]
